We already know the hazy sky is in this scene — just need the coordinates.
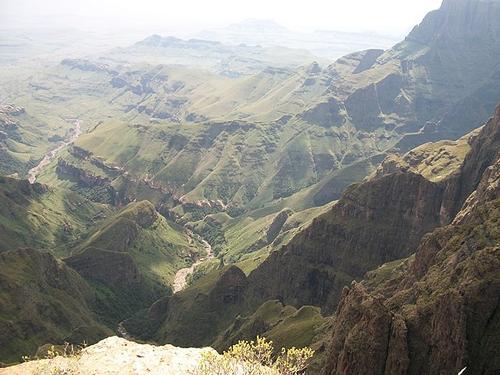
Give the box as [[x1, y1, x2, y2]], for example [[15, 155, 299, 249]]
[[1, 0, 443, 36]]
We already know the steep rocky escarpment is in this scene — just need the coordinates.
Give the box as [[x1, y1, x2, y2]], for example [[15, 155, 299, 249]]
[[146, 172, 449, 347], [323, 105, 500, 375], [56, 159, 117, 205], [2, 1, 500, 371], [148, 165, 454, 347], [324, 283, 409, 375], [132, 96, 500, 375], [324, 170, 499, 375], [406, 0, 500, 46], [247, 171, 446, 314], [248, 104, 499, 315], [0, 249, 110, 363], [308, 0, 500, 151], [449, 103, 500, 213]]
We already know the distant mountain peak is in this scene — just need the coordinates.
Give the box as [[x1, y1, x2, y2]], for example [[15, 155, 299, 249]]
[[135, 35, 222, 48]]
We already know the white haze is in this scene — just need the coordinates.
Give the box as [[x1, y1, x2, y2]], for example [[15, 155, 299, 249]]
[[1, 0, 442, 38]]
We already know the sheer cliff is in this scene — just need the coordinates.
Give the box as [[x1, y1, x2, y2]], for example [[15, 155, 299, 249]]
[[323, 105, 500, 375]]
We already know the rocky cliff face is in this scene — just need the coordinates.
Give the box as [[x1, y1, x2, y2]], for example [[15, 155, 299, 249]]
[[312, 0, 500, 149], [323, 105, 500, 374], [246, 104, 499, 318], [144, 105, 499, 371], [247, 170, 446, 314], [407, 0, 500, 46], [56, 159, 117, 205], [324, 180, 499, 375]]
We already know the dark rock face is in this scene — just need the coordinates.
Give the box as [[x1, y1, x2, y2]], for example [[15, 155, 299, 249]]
[[352, 49, 384, 74], [248, 172, 445, 314], [324, 194, 499, 375], [344, 83, 381, 130], [452, 104, 500, 211], [325, 284, 409, 375], [110, 77, 127, 88], [266, 209, 293, 243], [209, 266, 249, 306], [60, 59, 115, 74], [344, 73, 410, 131], [56, 159, 111, 188], [312, 0, 500, 142], [301, 98, 344, 127], [407, 0, 500, 46]]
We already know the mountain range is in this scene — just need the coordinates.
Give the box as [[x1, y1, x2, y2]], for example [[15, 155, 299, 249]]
[[0, 0, 498, 373]]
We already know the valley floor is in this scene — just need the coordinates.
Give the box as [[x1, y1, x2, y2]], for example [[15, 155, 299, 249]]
[[173, 236, 214, 293]]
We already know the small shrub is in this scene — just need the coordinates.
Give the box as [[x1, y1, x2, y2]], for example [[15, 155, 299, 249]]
[[22, 342, 86, 375], [192, 336, 314, 375]]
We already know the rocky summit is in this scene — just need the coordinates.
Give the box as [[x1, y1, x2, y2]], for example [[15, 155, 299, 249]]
[[0, 0, 499, 374], [0, 337, 215, 375]]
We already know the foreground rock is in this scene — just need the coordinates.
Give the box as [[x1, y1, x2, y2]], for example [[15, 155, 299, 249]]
[[1, 337, 215, 375]]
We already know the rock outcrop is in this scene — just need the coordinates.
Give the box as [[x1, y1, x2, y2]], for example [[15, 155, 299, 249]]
[[324, 178, 499, 374], [325, 283, 409, 375], [0, 337, 215, 375]]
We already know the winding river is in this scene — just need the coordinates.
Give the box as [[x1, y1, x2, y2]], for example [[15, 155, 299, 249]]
[[28, 119, 82, 184], [28, 121, 214, 334], [173, 237, 213, 293]]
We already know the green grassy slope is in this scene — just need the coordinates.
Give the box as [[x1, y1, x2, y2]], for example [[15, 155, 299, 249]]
[[0, 248, 111, 363], [73, 200, 204, 288], [213, 300, 327, 352], [0, 104, 70, 177], [0, 176, 111, 254], [151, 105, 500, 363], [63, 200, 205, 325]]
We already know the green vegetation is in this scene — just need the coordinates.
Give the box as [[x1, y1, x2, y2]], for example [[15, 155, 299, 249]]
[[0, 176, 111, 254], [0, 249, 110, 363], [73, 200, 204, 288], [214, 300, 327, 352], [63, 200, 205, 324], [194, 336, 314, 375], [1, 0, 499, 367]]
